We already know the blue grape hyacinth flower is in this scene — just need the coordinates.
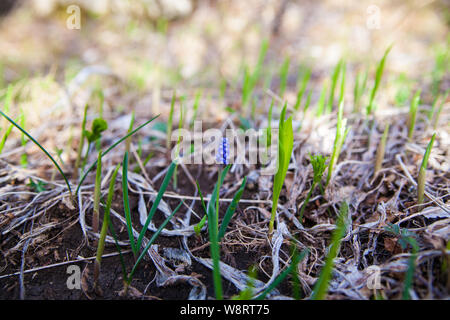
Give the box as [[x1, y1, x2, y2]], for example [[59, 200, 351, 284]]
[[216, 137, 230, 165]]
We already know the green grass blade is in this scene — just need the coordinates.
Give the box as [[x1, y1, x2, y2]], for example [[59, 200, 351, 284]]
[[0, 110, 72, 195], [92, 150, 102, 234], [218, 177, 247, 241], [311, 201, 348, 300], [432, 89, 449, 130], [127, 201, 183, 282], [94, 163, 120, 286], [135, 161, 176, 251], [367, 45, 392, 115], [107, 217, 128, 282], [417, 133, 436, 204], [194, 180, 208, 236], [327, 59, 342, 113], [316, 82, 328, 117], [408, 89, 421, 140], [279, 57, 290, 97], [207, 165, 231, 300], [122, 151, 137, 255], [294, 67, 311, 111], [270, 104, 293, 233]]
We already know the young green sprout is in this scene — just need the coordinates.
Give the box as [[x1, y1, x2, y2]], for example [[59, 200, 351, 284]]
[[189, 89, 202, 129], [294, 67, 311, 111], [326, 100, 349, 187], [166, 91, 176, 151], [125, 110, 135, 154], [432, 89, 449, 130], [74, 104, 89, 179], [299, 154, 328, 222], [92, 150, 102, 235], [407, 89, 421, 141], [279, 56, 290, 97], [316, 81, 328, 117], [366, 45, 392, 116], [327, 59, 343, 113], [269, 104, 293, 234], [242, 38, 269, 113], [311, 201, 348, 300], [417, 133, 436, 205], [81, 117, 108, 173], [94, 163, 120, 293], [374, 123, 390, 176], [353, 69, 368, 113]]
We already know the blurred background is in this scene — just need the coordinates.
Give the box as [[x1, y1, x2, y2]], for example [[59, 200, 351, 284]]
[[0, 0, 448, 125]]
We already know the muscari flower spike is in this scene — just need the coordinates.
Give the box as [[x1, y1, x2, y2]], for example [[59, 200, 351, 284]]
[[216, 137, 230, 165]]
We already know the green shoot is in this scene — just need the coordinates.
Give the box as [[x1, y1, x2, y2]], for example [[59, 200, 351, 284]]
[[92, 150, 102, 235], [0, 110, 72, 196], [125, 110, 135, 154], [432, 89, 449, 130], [189, 89, 202, 129], [94, 163, 120, 292], [81, 117, 108, 172], [407, 89, 421, 141], [173, 102, 185, 189], [242, 38, 269, 111], [367, 46, 392, 115], [124, 202, 182, 291], [353, 69, 368, 113], [166, 91, 176, 151], [135, 161, 176, 251], [0, 122, 13, 154], [218, 177, 247, 240], [374, 123, 390, 176], [294, 67, 311, 111], [207, 164, 231, 300], [74, 104, 89, 179], [279, 57, 290, 97], [316, 81, 328, 117], [28, 178, 47, 193], [194, 180, 208, 237], [327, 59, 343, 113], [122, 151, 137, 256], [311, 201, 348, 300], [269, 104, 293, 234], [232, 266, 258, 300], [326, 100, 349, 187], [417, 133, 436, 205], [299, 154, 328, 222]]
